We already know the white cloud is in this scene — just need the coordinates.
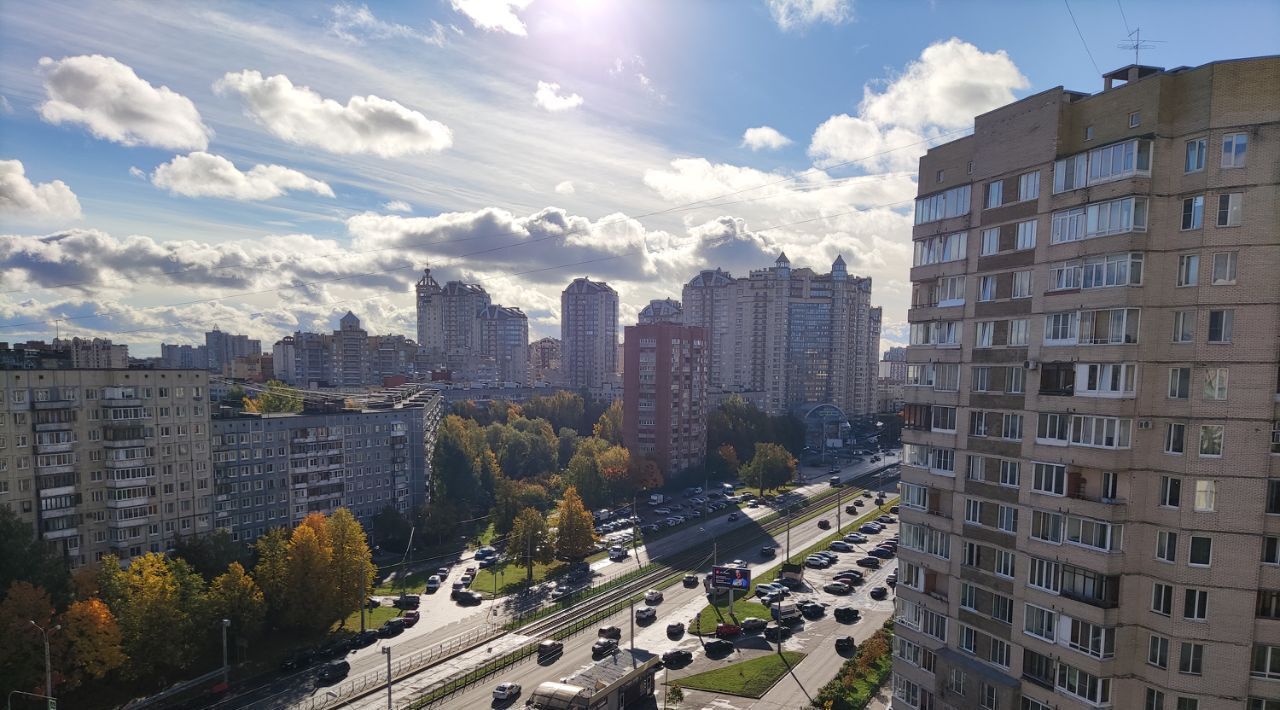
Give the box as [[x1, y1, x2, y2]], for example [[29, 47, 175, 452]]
[[451, 0, 533, 36], [128, 166, 145, 179], [554, 180, 575, 195], [214, 70, 453, 158], [809, 115, 927, 172], [150, 152, 335, 201], [534, 81, 584, 112], [0, 95, 12, 114], [767, 0, 853, 31], [382, 200, 412, 213], [0, 159, 82, 222], [37, 55, 211, 150], [741, 126, 792, 151], [327, 3, 446, 46]]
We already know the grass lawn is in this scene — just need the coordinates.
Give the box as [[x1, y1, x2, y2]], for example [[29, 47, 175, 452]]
[[673, 651, 806, 698], [471, 559, 568, 597], [691, 594, 774, 633], [338, 604, 401, 631]]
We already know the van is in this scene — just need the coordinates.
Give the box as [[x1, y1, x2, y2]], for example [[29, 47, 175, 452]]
[[829, 476, 841, 486], [608, 545, 628, 560], [770, 602, 802, 624]]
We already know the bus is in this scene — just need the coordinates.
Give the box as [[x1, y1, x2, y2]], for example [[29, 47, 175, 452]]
[[525, 649, 660, 709]]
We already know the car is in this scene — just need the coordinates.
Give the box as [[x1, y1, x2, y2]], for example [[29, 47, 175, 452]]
[[280, 649, 316, 672], [878, 515, 897, 524], [835, 569, 865, 583], [549, 586, 573, 601], [817, 519, 831, 530], [456, 590, 484, 605], [844, 533, 868, 544], [347, 629, 378, 649], [816, 551, 839, 562], [715, 623, 741, 637], [747, 500, 759, 508], [598, 625, 622, 640], [869, 547, 894, 559], [493, 682, 522, 701], [704, 638, 735, 656], [460, 574, 473, 586], [537, 639, 563, 659], [728, 513, 739, 522], [777, 576, 803, 590], [853, 499, 865, 508], [392, 594, 420, 610], [682, 573, 699, 588], [689, 510, 703, 519], [800, 602, 825, 619], [662, 648, 694, 666], [737, 617, 768, 633], [763, 623, 791, 641], [316, 660, 351, 684], [401, 610, 421, 627], [667, 622, 685, 637], [887, 575, 898, 588], [465, 565, 477, 575], [754, 583, 780, 598], [591, 638, 618, 656], [665, 519, 681, 528], [653, 507, 670, 515], [856, 556, 882, 569], [829, 541, 853, 552], [759, 590, 784, 606], [834, 606, 861, 623], [643, 524, 660, 533], [478, 557, 495, 569], [835, 636, 857, 653], [804, 556, 828, 569], [645, 589, 664, 604], [871, 455, 881, 462], [889, 505, 900, 514], [731, 559, 747, 568], [870, 586, 889, 600], [365, 596, 381, 609], [823, 582, 852, 595], [760, 545, 776, 558], [861, 491, 873, 499], [425, 575, 441, 591], [859, 523, 880, 534], [436, 566, 449, 577], [636, 607, 657, 623]]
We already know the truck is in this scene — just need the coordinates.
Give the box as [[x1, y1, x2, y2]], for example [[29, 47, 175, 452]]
[[647, 493, 668, 506]]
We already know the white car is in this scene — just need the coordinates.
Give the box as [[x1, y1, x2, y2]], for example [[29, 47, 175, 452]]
[[425, 575, 441, 591], [654, 507, 672, 515], [493, 681, 522, 700], [645, 589, 664, 604]]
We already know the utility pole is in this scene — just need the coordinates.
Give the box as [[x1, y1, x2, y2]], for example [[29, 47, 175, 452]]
[[836, 485, 842, 533], [785, 508, 792, 562], [220, 618, 230, 687], [382, 647, 393, 710], [629, 596, 635, 657], [775, 597, 783, 655], [28, 620, 59, 704]]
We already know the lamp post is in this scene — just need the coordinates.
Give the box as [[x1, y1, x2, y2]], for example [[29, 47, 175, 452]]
[[381, 647, 393, 710], [220, 618, 231, 687], [28, 619, 58, 701]]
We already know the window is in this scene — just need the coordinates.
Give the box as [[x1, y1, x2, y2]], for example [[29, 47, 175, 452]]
[[1049, 260, 1081, 290], [1024, 604, 1055, 641], [981, 683, 999, 709], [998, 460, 1020, 486], [963, 542, 981, 567], [1020, 171, 1040, 201], [1044, 312, 1077, 343], [960, 582, 978, 610], [1185, 138, 1206, 172], [1081, 252, 1142, 289], [1050, 206, 1086, 242], [1274, 421, 1280, 455], [1189, 536, 1212, 566], [1183, 588, 1208, 620], [1146, 688, 1165, 710], [1069, 415, 1132, 449], [1159, 476, 1181, 508], [997, 505, 1017, 532], [981, 228, 999, 256], [1036, 414, 1069, 445], [1084, 125, 1094, 140], [1031, 510, 1062, 543], [948, 667, 965, 695], [1002, 414, 1023, 440], [995, 549, 1015, 578], [1056, 663, 1110, 705], [1203, 368, 1228, 400], [1016, 220, 1037, 249], [978, 276, 996, 302], [1181, 196, 1204, 230], [1028, 557, 1059, 592], [972, 366, 991, 392], [1249, 700, 1280, 710], [959, 624, 977, 653], [936, 169, 945, 183], [1179, 643, 1204, 675], [1012, 271, 1032, 299], [1177, 254, 1199, 287], [1176, 699, 1198, 710], [986, 181, 1003, 209], [1086, 196, 1148, 237], [992, 593, 1013, 624], [1222, 133, 1248, 168], [913, 231, 968, 265], [1066, 516, 1123, 551], [1208, 309, 1233, 343], [1148, 635, 1169, 669], [1169, 367, 1191, 398], [1006, 367, 1025, 394], [976, 321, 994, 347], [1152, 582, 1173, 616], [1078, 362, 1136, 397], [936, 275, 966, 305], [914, 185, 971, 225], [1054, 154, 1087, 193], [1211, 252, 1237, 284], [1172, 311, 1194, 343], [1199, 427, 1224, 458], [1164, 423, 1186, 455], [1265, 536, 1280, 563], [1128, 111, 1141, 128], [1254, 645, 1280, 680], [965, 499, 982, 524], [1156, 530, 1178, 562], [1217, 192, 1242, 227], [1259, 590, 1280, 619], [1194, 479, 1217, 511]]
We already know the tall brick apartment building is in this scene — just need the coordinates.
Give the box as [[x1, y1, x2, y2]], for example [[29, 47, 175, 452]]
[[895, 57, 1280, 710]]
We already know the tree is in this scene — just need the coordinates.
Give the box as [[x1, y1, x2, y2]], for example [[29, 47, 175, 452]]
[[242, 380, 302, 414], [557, 427, 580, 468], [284, 523, 334, 631], [0, 581, 57, 694], [0, 507, 71, 605], [59, 598, 126, 690], [717, 443, 740, 476], [508, 508, 555, 582], [370, 506, 413, 551], [327, 509, 375, 627], [563, 438, 609, 509], [172, 529, 248, 581], [207, 562, 265, 646], [740, 443, 797, 497], [592, 401, 623, 445], [596, 445, 633, 503], [554, 486, 596, 562], [492, 475, 551, 535], [252, 528, 290, 620], [521, 391, 584, 433], [107, 553, 204, 683]]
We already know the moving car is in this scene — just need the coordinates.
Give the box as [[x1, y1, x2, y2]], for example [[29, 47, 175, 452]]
[[316, 660, 350, 684], [591, 638, 618, 656], [870, 586, 889, 600], [834, 606, 861, 623], [492, 682, 522, 701], [683, 574, 699, 588], [598, 625, 622, 640], [401, 611, 421, 627], [760, 545, 776, 558], [662, 649, 693, 666], [636, 607, 657, 623], [853, 499, 865, 508], [817, 519, 831, 530], [728, 513, 739, 522], [861, 491, 873, 499], [823, 582, 852, 595], [536, 639, 563, 660], [280, 649, 316, 672], [835, 636, 857, 653], [667, 622, 685, 638], [645, 589, 664, 604], [457, 590, 484, 605], [704, 638, 735, 656]]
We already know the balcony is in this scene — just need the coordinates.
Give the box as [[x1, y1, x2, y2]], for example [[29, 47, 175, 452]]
[[34, 421, 75, 433], [33, 399, 75, 410], [35, 442, 74, 455], [102, 397, 142, 407], [104, 438, 148, 449]]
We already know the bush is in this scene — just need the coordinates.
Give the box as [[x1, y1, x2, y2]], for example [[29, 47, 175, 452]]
[[811, 621, 895, 710]]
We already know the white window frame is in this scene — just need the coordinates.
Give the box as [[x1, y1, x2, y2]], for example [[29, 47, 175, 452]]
[[1222, 133, 1248, 168]]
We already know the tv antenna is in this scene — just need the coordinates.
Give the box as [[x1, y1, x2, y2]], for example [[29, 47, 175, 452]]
[[1118, 27, 1164, 64]]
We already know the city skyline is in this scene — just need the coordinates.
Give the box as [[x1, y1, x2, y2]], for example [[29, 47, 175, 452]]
[[4, 1, 1277, 357]]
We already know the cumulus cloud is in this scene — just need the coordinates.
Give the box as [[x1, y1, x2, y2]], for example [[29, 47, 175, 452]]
[[741, 126, 792, 151], [214, 70, 452, 157], [327, 3, 446, 46], [534, 81, 584, 112], [0, 159, 82, 222], [808, 39, 1028, 171], [37, 55, 211, 150], [554, 181, 575, 195], [767, 0, 853, 31], [451, 0, 533, 36], [150, 152, 335, 200], [382, 200, 412, 213]]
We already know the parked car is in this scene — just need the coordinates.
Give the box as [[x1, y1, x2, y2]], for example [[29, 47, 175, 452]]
[[316, 660, 350, 684], [878, 515, 897, 524], [401, 610, 420, 627], [436, 566, 449, 577], [829, 541, 853, 552], [859, 523, 880, 534], [493, 682, 522, 701], [392, 594, 420, 610], [800, 602, 825, 619], [459, 574, 473, 586], [715, 623, 741, 638], [835, 569, 864, 583], [704, 638, 735, 656], [777, 576, 804, 590], [653, 507, 671, 515], [645, 589, 664, 604], [869, 547, 894, 559], [365, 597, 381, 609], [835, 636, 857, 653], [280, 649, 316, 672], [804, 556, 828, 569], [425, 575, 441, 592], [870, 586, 890, 600], [856, 556, 882, 569], [834, 606, 861, 623], [667, 622, 685, 638], [740, 617, 769, 633], [636, 607, 657, 623], [662, 649, 693, 666], [591, 638, 618, 656], [823, 582, 852, 595], [889, 505, 900, 514], [683, 574, 699, 588], [844, 532, 868, 544], [598, 625, 622, 639], [347, 629, 378, 649], [763, 623, 792, 641]]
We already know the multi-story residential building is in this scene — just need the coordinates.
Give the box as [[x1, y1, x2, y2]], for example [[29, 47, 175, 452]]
[[476, 305, 529, 385], [51, 338, 129, 369], [623, 322, 707, 476], [638, 298, 683, 325], [331, 312, 369, 387], [682, 254, 881, 419], [0, 368, 214, 567], [367, 335, 418, 383], [416, 269, 492, 374], [210, 386, 442, 543], [881, 346, 909, 382], [561, 277, 619, 390], [205, 329, 261, 373], [161, 343, 208, 370], [529, 337, 562, 385], [895, 57, 1280, 710], [272, 318, 419, 388]]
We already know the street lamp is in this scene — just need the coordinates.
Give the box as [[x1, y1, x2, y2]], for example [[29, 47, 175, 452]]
[[220, 618, 231, 687], [381, 647, 393, 710], [28, 620, 60, 703]]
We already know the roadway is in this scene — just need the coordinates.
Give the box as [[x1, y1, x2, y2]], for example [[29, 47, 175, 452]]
[[219, 451, 899, 709]]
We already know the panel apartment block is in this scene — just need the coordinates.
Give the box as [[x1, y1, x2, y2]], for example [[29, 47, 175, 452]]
[[622, 322, 708, 476], [894, 57, 1280, 710]]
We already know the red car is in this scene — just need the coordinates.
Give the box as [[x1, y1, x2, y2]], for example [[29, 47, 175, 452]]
[[715, 623, 742, 638], [402, 610, 420, 627]]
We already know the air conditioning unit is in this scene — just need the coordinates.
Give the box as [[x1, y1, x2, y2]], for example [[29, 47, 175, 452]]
[[1023, 360, 1039, 370], [1138, 420, 1153, 429]]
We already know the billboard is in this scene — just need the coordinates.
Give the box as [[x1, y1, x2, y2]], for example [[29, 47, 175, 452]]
[[710, 565, 751, 590]]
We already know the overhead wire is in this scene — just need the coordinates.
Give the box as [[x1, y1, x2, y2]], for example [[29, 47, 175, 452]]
[[1064, 0, 1103, 75]]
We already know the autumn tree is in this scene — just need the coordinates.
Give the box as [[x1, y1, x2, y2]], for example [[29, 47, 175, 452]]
[[242, 379, 303, 413], [597, 445, 633, 503], [206, 562, 266, 645], [554, 486, 597, 562], [492, 475, 552, 535], [508, 507, 555, 582], [740, 443, 797, 497], [252, 528, 290, 620], [717, 443, 740, 476], [284, 522, 334, 631], [563, 437, 609, 508], [105, 553, 206, 683], [592, 400, 623, 445], [59, 597, 126, 690], [327, 508, 375, 627]]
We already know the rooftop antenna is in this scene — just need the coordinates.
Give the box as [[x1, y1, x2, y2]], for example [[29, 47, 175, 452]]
[[1118, 27, 1164, 65]]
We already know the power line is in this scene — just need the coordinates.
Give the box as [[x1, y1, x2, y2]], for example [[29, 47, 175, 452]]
[[1116, 0, 1132, 35], [1064, 0, 1102, 75]]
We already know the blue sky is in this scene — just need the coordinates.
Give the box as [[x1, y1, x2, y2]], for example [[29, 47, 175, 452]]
[[1, 0, 1277, 355]]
